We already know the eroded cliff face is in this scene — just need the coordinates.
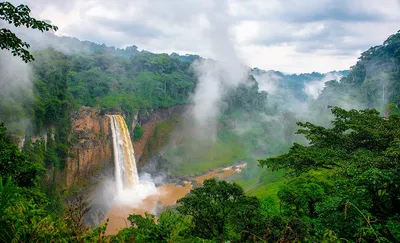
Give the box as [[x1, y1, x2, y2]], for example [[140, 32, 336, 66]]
[[137, 105, 188, 124], [65, 107, 113, 187], [65, 105, 188, 188], [66, 106, 187, 226], [133, 105, 188, 164]]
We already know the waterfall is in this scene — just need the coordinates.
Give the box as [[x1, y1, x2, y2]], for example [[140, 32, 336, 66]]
[[109, 115, 139, 194]]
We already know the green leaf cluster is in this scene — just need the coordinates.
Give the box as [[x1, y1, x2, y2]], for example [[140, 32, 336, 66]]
[[0, 2, 58, 62], [259, 107, 400, 241]]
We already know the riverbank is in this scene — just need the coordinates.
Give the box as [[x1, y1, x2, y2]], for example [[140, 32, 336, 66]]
[[103, 162, 247, 235]]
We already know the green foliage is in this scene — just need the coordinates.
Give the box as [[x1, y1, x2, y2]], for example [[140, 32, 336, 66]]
[[223, 77, 268, 114], [4, 13, 400, 243], [259, 196, 279, 216], [133, 124, 144, 139], [62, 51, 196, 113], [259, 107, 400, 174], [278, 174, 331, 219], [110, 179, 310, 242], [0, 177, 18, 219], [0, 124, 109, 242], [23, 48, 197, 155], [127, 213, 168, 242], [0, 173, 108, 242], [386, 216, 400, 242], [259, 107, 400, 241], [167, 135, 247, 175], [112, 210, 199, 243], [2, 34, 276, 181], [318, 30, 400, 109], [247, 180, 283, 200], [23, 138, 45, 167], [0, 177, 59, 242], [177, 178, 261, 242], [0, 2, 58, 62], [0, 123, 44, 187], [385, 102, 400, 116]]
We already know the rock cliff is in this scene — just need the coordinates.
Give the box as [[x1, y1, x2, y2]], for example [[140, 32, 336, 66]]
[[65, 107, 113, 187], [65, 105, 187, 226], [65, 105, 188, 188], [133, 105, 188, 163]]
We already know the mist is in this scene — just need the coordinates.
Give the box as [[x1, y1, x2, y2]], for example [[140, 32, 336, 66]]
[[0, 19, 76, 138], [190, 0, 248, 140], [113, 173, 159, 206], [303, 72, 343, 100], [86, 172, 160, 227], [253, 70, 282, 95], [0, 50, 33, 136]]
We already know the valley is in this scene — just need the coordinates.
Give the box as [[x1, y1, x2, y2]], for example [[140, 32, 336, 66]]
[[104, 163, 246, 235], [1, 1, 400, 241]]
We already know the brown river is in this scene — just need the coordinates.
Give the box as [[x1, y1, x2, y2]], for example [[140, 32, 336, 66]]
[[103, 163, 247, 235]]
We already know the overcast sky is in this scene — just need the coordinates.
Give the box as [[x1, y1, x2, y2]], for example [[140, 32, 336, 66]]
[[11, 0, 400, 73]]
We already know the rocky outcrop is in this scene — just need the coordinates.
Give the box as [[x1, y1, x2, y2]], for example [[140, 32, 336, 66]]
[[64, 105, 188, 188], [133, 105, 189, 163], [65, 107, 113, 187], [64, 105, 188, 227], [137, 105, 189, 125], [133, 121, 162, 163]]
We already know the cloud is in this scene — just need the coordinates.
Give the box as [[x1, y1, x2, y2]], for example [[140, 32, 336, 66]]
[[303, 72, 343, 100], [0, 50, 33, 133], [274, 0, 386, 22], [7, 0, 400, 73], [189, 0, 249, 140], [90, 18, 164, 38], [253, 70, 282, 94], [231, 0, 399, 22]]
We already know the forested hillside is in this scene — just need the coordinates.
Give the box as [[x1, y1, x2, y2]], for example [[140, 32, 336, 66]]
[[252, 68, 348, 101], [1, 3, 400, 241], [320, 30, 400, 109], [0, 32, 345, 177], [0, 45, 201, 172]]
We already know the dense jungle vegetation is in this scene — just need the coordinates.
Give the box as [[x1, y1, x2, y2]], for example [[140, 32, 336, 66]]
[[2, 106, 400, 242], [1, 2, 400, 242]]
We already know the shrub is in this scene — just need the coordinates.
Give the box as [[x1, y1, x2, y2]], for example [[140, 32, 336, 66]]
[[134, 124, 144, 139]]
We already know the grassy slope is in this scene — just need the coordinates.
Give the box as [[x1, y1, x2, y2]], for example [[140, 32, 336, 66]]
[[144, 117, 180, 158], [170, 139, 247, 175], [144, 116, 288, 208], [145, 117, 247, 175], [236, 164, 285, 199]]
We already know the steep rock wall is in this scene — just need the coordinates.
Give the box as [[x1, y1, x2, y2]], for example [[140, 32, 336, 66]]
[[137, 105, 188, 124], [64, 105, 188, 188], [65, 107, 113, 187], [133, 105, 189, 164]]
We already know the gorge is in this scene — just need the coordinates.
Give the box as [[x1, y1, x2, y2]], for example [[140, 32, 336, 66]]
[[101, 113, 248, 234], [2, 2, 400, 240]]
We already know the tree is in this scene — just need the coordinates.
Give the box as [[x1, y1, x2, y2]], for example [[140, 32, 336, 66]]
[[0, 123, 44, 187], [278, 175, 329, 219], [384, 103, 400, 117], [112, 210, 196, 243], [259, 107, 400, 174], [133, 124, 144, 139], [177, 178, 261, 242], [259, 107, 400, 241], [0, 2, 58, 62]]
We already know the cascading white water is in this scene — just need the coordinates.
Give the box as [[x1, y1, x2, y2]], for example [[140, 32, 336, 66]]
[[109, 115, 139, 195]]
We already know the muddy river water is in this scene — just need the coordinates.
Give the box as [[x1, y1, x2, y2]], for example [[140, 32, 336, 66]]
[[103, 163, 247, 235]]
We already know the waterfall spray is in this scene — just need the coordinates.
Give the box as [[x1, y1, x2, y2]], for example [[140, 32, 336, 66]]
[[383, 83, 385, 104], [109, 115, 139, 194]]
